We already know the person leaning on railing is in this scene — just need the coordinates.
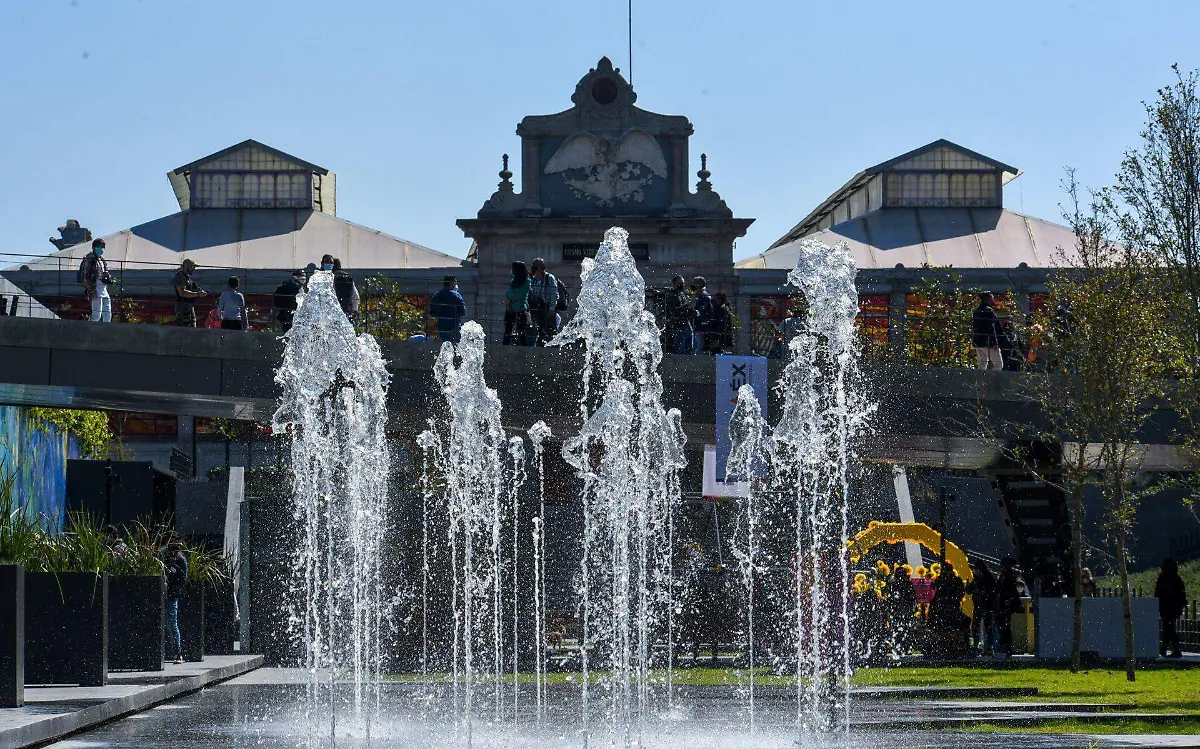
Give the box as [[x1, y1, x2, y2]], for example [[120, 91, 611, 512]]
[[173, 259, 207, 327]]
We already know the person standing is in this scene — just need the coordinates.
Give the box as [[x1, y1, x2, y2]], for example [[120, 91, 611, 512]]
[[690, 277, 713, 354], [664, 275, 694, 355], [967, 560, 998, 654], [972, 293, 1003, 370], [163, 540, 188, 664], [1155, 558, 1188, 658], [528, 258, 560, 346], [331, 258, 360, 320], [80, 239, 112, 322], [1080, 567, 1098, 597], [503, 261, 532, 346], [429, 274, 467, 344], [994, 557, 1022, 657], [708, 292, 734, 353], [272, 270, 305, 333], [173, 259, 206, 327], [217, 276, 249, 331]]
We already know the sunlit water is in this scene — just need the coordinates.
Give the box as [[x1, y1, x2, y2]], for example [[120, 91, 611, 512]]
[[276, 234, 874, 747]]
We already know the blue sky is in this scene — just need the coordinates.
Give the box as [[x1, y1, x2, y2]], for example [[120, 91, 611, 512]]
[[1, 0, 1196, 265]]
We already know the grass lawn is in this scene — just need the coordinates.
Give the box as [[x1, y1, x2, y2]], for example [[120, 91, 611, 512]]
[[386, 663, 1200, 733], [853, 664, 1200, 734], [1096, 558, 1200, 598]]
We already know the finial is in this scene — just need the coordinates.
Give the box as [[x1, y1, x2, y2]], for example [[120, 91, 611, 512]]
[[696, 152, 712, 191], [498, 153, 513, 191]]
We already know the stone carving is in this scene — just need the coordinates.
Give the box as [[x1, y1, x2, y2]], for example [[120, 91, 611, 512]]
[[544, 129, 667, 206]]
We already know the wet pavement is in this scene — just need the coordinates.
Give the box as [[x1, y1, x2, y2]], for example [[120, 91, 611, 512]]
[[27, 668, 1200, 749]]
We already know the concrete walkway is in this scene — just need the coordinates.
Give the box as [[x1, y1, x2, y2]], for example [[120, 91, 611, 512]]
[[0, 654, 262, 749]]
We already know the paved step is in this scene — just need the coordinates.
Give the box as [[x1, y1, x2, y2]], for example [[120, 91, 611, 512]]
[[0, 655, 263, 749]]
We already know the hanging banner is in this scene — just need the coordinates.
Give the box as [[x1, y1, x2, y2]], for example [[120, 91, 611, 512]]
[[714, 353, 769, 482], [703, 444, 748, 498]]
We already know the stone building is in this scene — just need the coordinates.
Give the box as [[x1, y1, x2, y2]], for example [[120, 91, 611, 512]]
[[457, 57, 753, 342]]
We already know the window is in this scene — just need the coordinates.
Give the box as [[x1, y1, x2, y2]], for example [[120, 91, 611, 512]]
[[885, 169, 1001, 208], [190, 171, 312, 209]]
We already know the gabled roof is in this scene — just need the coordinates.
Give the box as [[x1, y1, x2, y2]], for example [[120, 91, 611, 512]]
[[868, 138, 1018, 176], [9, 209, 464, 273], [769, 139, 1022, 250], [172, 139, 329, 175], [738, 208, 1081, 271]]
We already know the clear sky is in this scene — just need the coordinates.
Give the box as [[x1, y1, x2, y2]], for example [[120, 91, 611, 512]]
[[2, 0, 1197, 266]]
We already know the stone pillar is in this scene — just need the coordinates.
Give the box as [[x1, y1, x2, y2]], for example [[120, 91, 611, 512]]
[[0, 564, 23, 707], [887, 290, 907, 357]]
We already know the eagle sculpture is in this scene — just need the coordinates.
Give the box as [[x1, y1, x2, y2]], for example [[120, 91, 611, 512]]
[[544, 129, 668, 206]]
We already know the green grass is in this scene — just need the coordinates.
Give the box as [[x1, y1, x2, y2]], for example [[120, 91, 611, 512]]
[[1096, 558, 1200, 599], [852, 664, 1200, 713], [855, 664, 1200, 735], [388, 664, 1200, 734]]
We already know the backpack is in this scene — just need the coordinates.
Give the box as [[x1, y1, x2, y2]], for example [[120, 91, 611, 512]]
[[555, 277, 571, 312]]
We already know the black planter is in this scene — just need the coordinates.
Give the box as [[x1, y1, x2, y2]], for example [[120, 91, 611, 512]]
[[204, 579, 237, 655], [25, 571, 107, 686], [179, 581, 205, 662], [109, 576, 164, 671], [0, 564, 23, 707]]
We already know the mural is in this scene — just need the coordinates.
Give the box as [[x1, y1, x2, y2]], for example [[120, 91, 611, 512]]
[[544, 129, 668, 206], [0, 405, 79, 531]]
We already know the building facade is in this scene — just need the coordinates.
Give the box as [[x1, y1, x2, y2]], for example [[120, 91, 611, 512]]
[[457, 57, 753, 342]]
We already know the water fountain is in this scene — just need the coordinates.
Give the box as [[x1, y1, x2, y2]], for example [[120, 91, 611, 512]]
[[727, 238, 872, 734], [272, 233, 869, 747], [273, 270, 392, 744]]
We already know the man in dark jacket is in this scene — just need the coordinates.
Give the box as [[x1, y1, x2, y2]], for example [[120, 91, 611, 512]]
[[272, 270, 305, 333], [1155, 558, 1188, 657], [993, 556, 1022, 656], [428, 275, 468, 344], [972, 292, 1002, 370], [331, 258, 359, 320], [163, 540, 189, 664], [691, 276, 714, 354]]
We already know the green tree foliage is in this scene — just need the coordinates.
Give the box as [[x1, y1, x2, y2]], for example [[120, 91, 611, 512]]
[[906, 270, 1021, 368], [1031, 172, 1185, 681], [28, 408, 111, 459], [354, 273, 428, 341], [1109, 65, 1200, 515]]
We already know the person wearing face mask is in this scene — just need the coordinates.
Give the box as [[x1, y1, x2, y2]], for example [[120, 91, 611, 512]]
[[272, 269, 306, 333], [319, 254, 335, 272], [79, 239, 113, 322]]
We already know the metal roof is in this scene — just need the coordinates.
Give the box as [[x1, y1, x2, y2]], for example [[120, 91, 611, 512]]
[[770, 139, 1022, 249], [172, 139, 329, 175], [0, 275, 58, 318], [737, 208, 1083, 271], [9, 209, 464, 273]]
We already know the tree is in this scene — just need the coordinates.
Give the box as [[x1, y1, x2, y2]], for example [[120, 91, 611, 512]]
[[354, 274, 428, 341], [1032, 171, 1182, 680], [1110, 64, 1200, 515]]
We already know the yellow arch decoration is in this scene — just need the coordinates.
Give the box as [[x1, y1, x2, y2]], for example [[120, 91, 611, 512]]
[[846, 521, 975, 617]]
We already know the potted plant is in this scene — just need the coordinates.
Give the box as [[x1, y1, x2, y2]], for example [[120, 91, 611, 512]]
[[107, 520, 166, 671], [178, 544, 231, 661], [23, 511, 109, 686], [0, 476, 35, 706]]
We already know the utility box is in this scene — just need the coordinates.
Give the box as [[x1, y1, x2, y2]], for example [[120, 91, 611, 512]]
[[66, 460, 176, 526]]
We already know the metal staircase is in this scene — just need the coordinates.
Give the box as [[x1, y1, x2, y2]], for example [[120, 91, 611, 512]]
[[987, 441, 1074, 592]]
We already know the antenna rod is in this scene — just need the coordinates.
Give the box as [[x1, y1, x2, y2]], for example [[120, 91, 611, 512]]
[[628, 0, 633, 85]]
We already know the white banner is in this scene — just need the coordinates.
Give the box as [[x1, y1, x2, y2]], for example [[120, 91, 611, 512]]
[[714, 354, 769, 481]]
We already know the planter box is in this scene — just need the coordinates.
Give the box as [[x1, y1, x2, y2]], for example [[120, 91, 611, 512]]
[[204, 580, 237, 655], [109, 576, 164, 671], [179, 581, 205, 662], [0, 564, 23, 707], [25, 571, 107, 686]]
